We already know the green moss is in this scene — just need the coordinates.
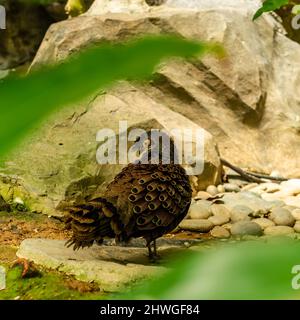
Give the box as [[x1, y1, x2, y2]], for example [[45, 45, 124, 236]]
[[0, 264, 108, 300]]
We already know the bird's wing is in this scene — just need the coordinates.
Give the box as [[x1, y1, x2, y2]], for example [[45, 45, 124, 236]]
[[104, 163, 192, 241]]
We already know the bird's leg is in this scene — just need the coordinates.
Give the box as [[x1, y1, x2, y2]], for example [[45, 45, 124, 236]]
[[147, 240, 160, 262], [147, 242, 154, 261]]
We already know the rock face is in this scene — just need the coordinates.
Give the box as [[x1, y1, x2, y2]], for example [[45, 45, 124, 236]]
[[17, 238, 189, 292], [2, 0, 300, 215]]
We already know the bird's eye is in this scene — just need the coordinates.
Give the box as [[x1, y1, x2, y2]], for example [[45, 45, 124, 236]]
[[134, 136, 141, 143]]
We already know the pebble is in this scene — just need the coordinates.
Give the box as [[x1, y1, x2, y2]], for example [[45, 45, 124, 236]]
[[269, 208, 295, 226], [241, 183, 258, 191], [222, 223, 232, 231], [252, 218, 275, 229], [195, 191, 212, 200], [264, 226, 295, 236], [223, 183, 240, 193], [284, 196, 300, 208], [259, 182, 281, 193], [208, 214, 230, 226], [208, 204, 231, 225], [210, 204, 231, 218], [292, 208, 300, 221], [294, 221, 300, 233], [206, 185, 218, 196], [179, 219, 214, 232], [230, 205, 253, 223], [217, 184, 225, 193], [280, 179, 300, 196], [188, 200, 212, 219], [231, 221, 263, 236], [211, 226, 230, 239]]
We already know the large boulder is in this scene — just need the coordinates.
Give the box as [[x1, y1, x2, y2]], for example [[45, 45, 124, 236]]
[[2, 0, 300, 215]]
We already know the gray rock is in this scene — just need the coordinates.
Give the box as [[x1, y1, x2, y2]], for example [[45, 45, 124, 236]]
[[210, 204, 231, 218], [188, 200, 212, 219], [179, 219, 214, 232], [231, 221, 263, 236], [210, 226, 230, 239], [208, 204, 230, 225], [3, 0, 300, 216], [16, 238, 173, 292], [230, 205, 253, 222], [222, 192, 269, 216], [269, 208, 295, 226], [294, 221, 300, 233], [223, 183, 240, 193], [208, 214, 230, 226], [264, 226, 295, 236], [206, 185, 218, 196], [252, 218, 275, 229]]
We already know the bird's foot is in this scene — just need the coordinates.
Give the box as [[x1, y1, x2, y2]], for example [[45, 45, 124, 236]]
[[11, 258, 31, 278]]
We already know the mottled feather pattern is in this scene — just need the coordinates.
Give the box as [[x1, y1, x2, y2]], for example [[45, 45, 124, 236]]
[[65, 163, 192, 252]]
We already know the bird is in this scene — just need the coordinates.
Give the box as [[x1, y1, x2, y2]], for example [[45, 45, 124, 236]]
[[64, 130, 192, 261]]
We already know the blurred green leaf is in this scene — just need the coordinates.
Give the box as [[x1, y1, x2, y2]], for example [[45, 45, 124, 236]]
[[0, 36, 222, 156], [253, 0, 290, 20], [292, 4, 300, 14], [122, 238, 300, 299]]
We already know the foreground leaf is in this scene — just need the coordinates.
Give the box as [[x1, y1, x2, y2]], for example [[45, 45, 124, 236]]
[[0, 36, 222, 156], [253, 0, 289, 20], [123, 238, 300, 299]]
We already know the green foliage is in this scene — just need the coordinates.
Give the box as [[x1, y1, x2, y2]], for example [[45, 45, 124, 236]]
[[253, 0, 290, 20], [292, 4, 300, 14], [0, 36, 223, 157], [0, 264, 106, 300], [122, 238, 300, 299]]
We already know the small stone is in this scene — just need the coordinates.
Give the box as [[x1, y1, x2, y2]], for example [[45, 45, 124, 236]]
[[223, 183, 240, 193], [259, 182, 281, 193], [230, 205, 253, 223], [13, 197, 24, 205], [211, 226, 230, 239], [210, 204, 231, 218], [284, 196, 300, 208], [222, 223, 232, 231], [269, 208, 295, 226], [264, 226, 295, 236], [206, 185, 218, 196], [294, 221, 300, 233], [280, 179, 300, 196], [292, 208, 300, 221], [195, 191, 212, 200], [208, 215, 230, 226], [270, 170, 282, 179], [265, 200, 286, 210], [261, 193, 278, 202], [217, 184, 225, 193], [241, 183, 258, 191], [208, 204, 230, 226], [252, 218, 275, 229], [179, 219, 214, 232], [231, 221, 263, 236], [188, 201, 212, 219]]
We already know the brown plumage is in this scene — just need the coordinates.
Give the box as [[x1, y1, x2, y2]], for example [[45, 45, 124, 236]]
[[65, 130, 192, 260]]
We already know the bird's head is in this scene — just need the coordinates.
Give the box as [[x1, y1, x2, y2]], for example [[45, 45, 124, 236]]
[[131, 129, 179, 164]]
